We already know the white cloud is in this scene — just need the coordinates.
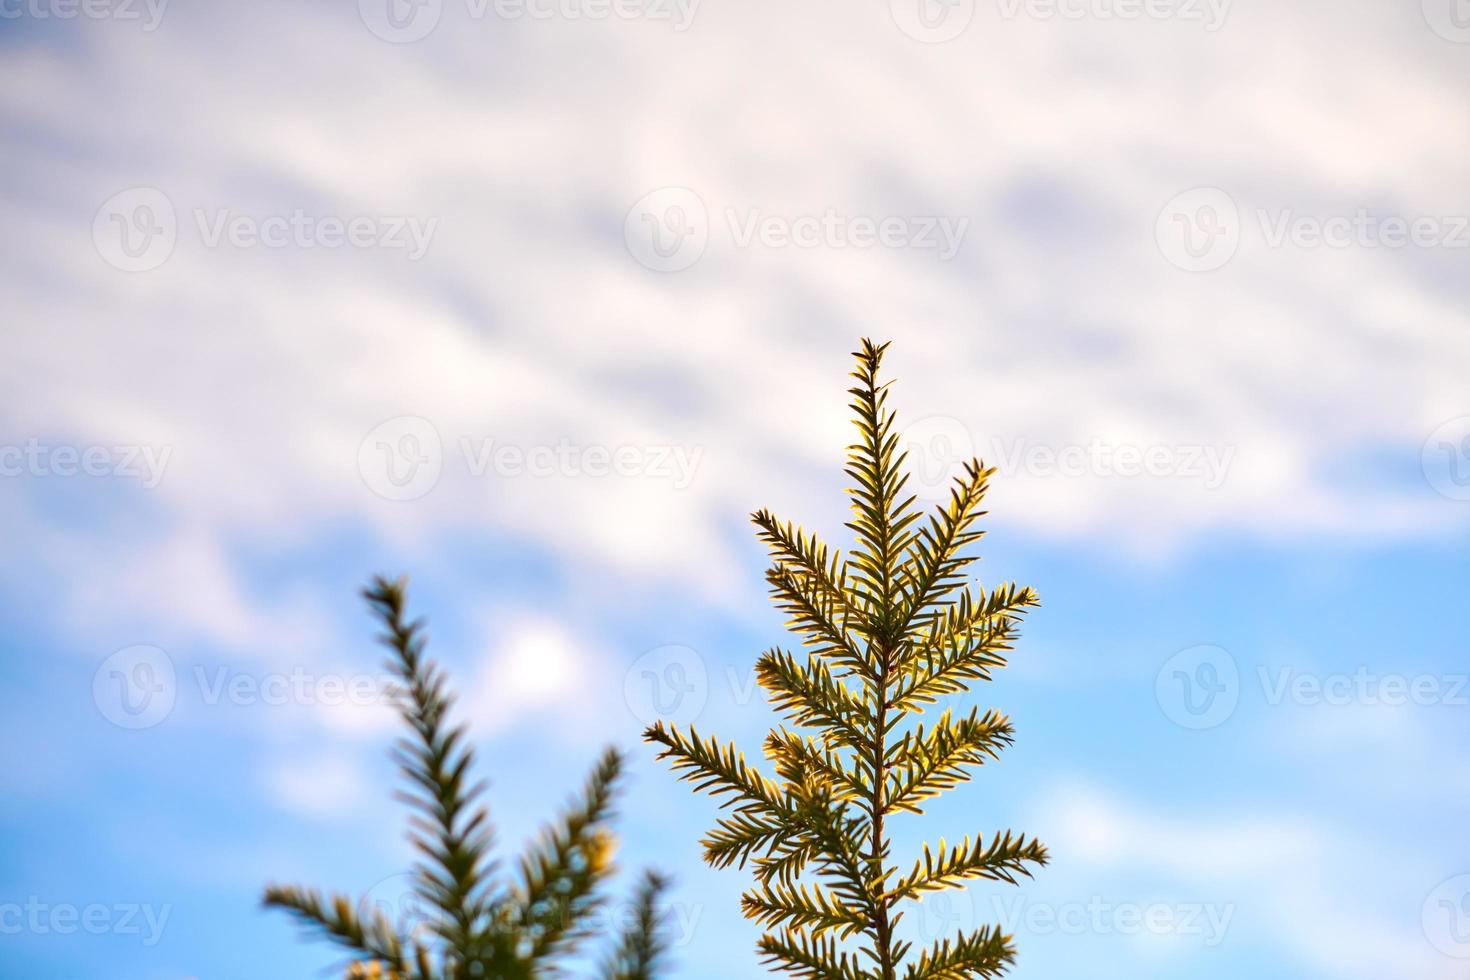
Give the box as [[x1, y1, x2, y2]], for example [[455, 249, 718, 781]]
[[1044, 779, 1321, 878], [1, 1, 1466, 671], [468, 615, 620, 741], [265, 751, 369, 821]]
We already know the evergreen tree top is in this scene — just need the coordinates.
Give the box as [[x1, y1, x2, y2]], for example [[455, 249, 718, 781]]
[[647, 338, 1047, 980], [265, 576, 671, 980]]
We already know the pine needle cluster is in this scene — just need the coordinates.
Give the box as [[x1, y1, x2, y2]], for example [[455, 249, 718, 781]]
[[265, 576, 671, 980], [646, 340, 1047, 979]]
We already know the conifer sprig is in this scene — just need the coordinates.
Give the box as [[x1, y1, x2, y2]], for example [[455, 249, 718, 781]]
[[266, 576, 671, 980], [369, 579, 496, 953], [646, 340, 1047, 979]]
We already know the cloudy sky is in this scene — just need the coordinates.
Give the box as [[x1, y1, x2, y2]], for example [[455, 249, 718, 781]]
[[2, 1, 1468, 977]]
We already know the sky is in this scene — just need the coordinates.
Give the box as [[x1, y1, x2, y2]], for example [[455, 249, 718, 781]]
[[1, 0, 1468, 977]]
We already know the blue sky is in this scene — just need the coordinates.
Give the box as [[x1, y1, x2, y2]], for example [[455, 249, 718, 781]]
[[2, 2, 1469, 978]]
